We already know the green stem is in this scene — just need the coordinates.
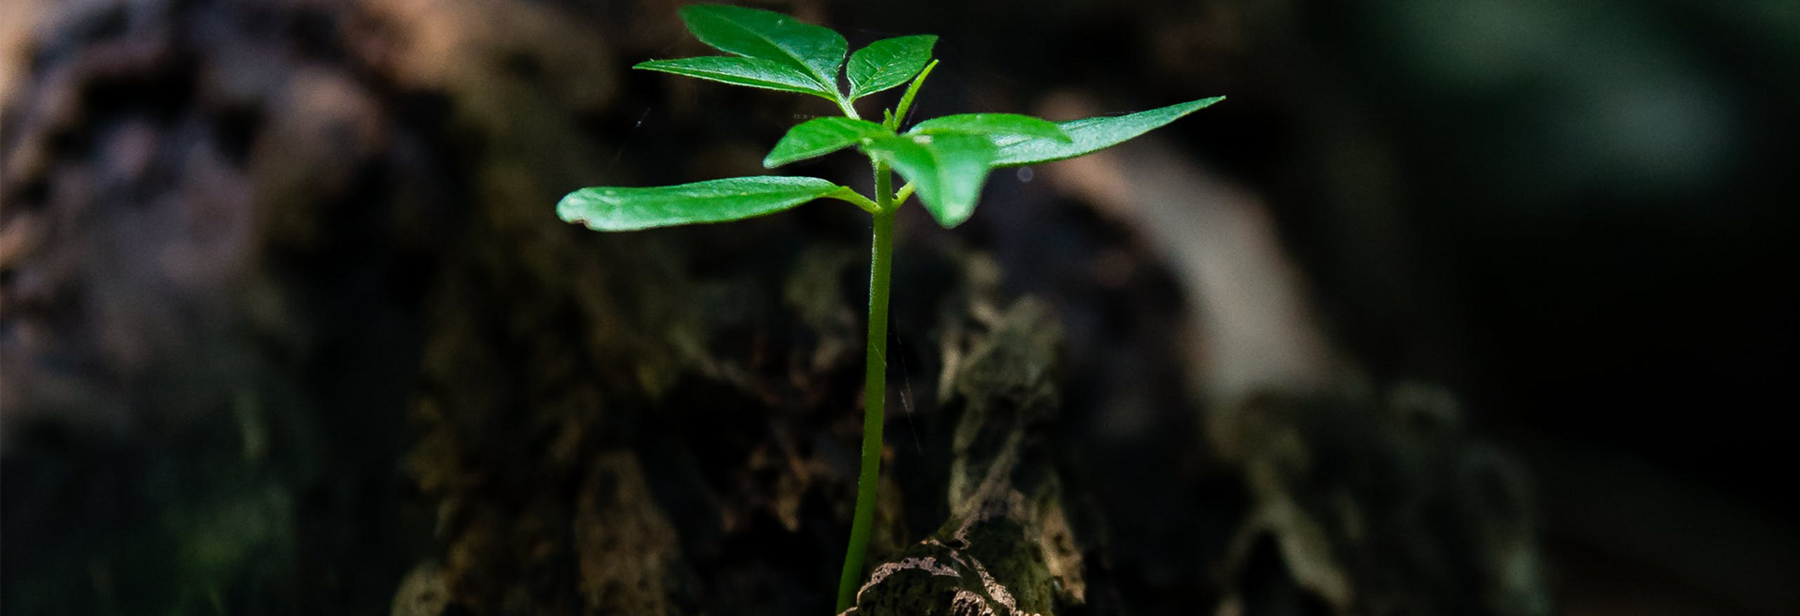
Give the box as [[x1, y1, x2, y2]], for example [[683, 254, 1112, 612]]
[[837, 162, 895, 613], [893, 182, 915, 207], [825, 187, 881, 214]]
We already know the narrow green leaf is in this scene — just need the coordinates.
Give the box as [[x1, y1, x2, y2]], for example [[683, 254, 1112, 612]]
[[558, 176, 841, 231], [888, 59, 938, 130], [908, 113, 1071, 142], [765, 118, 893, 167], [636, 57, 837, 100], [847, 35, 936, 99], [679, 4, 847, 94], [862, 134, 997, 228], [991, 96, 1225, 167]]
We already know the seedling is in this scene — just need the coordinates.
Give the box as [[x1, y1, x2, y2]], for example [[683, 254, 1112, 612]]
[[556, 5, 1221, 611]]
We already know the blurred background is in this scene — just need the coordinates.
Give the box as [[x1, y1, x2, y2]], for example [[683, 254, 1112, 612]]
[[2, 0, 1795, 615]]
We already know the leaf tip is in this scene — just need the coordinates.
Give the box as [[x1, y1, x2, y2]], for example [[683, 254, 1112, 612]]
[[932, 204, 974, 229], [554, 191, 583, 218]]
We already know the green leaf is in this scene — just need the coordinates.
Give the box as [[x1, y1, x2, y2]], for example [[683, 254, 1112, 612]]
[[908, 113, 1071, 142], [863, 134, 997, 228], [679, 4, 847, 94], [887, 59, 938, 130], [636, 57, 837, 100], [847, 35, 936, 99], [991, 96, 1225, 167], [558, 176, 842, 231], [765, 118, 893, 167]]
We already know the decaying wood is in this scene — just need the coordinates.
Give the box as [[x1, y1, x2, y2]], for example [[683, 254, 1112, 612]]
[[1210, 387, 1551, 616], [847, 299, 1082, 616]]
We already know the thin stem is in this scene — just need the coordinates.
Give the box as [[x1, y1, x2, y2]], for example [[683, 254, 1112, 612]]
[[825, 187, 881, 214], [893, 182, 915, 207], [837, 162, 895, 613]]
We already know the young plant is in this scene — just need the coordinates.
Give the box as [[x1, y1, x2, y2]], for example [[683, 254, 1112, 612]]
[[556, 5, 1221, 611]]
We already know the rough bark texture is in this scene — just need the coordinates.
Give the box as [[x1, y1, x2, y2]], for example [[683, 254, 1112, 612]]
[[1210, 389, 1550, 616], [849, 299, 1079, 616]]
